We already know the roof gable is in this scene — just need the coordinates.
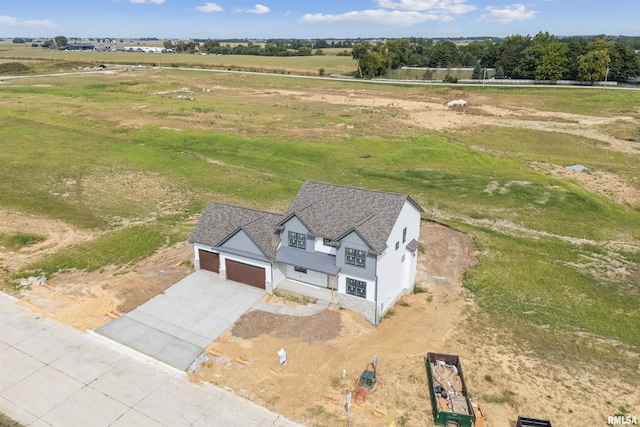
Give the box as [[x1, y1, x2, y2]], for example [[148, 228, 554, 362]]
[[286, 181, 423, 254], [188, 202, 283, 260]]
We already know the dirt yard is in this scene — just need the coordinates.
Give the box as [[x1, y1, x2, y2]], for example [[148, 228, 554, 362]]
[[186, 223, 639, 427], [1, 80, 639, 426], [2, 214, 638, 426]]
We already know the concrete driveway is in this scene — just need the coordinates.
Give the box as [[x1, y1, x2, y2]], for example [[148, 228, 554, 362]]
[[0, 291, 299, 427], [97, 270, 265, 370]]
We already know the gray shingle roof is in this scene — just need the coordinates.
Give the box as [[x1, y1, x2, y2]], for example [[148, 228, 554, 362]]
[[283, 181, 423, 254], [406, 239, 420, 252], [188, 202, 283, 260], [190, 182, 423, 258]]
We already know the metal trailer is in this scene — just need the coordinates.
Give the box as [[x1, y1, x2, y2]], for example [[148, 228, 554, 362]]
[[516, 416, 552, 427], [425, 352, 475, 427]]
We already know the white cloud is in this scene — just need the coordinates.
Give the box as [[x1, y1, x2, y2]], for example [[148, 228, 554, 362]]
[[248, 4, 270, 14], [234, 4, 270, 14], [196, 2, 223, 12], [376, 0, 475, 14], [302, 0, 473, 28], [130, 0, 164, 4], [0, 15, 55, 29], [477, 4, 537, 23], [302, 9, 441, 26]]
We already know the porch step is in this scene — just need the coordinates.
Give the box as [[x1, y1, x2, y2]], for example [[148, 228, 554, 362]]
[[252, 299, 329, 316], [276, 279, 335, 303]]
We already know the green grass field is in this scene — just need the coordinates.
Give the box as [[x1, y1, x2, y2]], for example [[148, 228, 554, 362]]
[[0, 42, 355, 76], [1, 58, 639, 370]]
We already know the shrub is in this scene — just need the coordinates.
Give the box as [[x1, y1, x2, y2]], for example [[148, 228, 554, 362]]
[[0, 62, 30, 75], [0, 233, 44, 250], [443, 74, 458, 83]]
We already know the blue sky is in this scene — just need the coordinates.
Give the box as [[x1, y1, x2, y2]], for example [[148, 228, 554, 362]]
[[1, 1, 638, 40]]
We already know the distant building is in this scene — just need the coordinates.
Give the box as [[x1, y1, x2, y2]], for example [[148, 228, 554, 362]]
[[64, 43, 95, 51]]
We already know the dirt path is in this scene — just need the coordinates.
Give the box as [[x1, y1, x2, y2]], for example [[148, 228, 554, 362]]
[[0, 208, 95, 273], [3, 213, 637, 426], [13, 242, 194, 330], [188, 223, 639, 427], [270, 88, 640, 155]]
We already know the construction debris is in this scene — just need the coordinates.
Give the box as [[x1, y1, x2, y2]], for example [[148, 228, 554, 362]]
[[426, 352, 475, 427], [20, 275, 47, 287]]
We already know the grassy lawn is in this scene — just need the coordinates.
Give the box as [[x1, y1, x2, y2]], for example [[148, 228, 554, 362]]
[[0, 42, 355, 76], [0, 412, 23, 427], [0, 65, 639, 366]]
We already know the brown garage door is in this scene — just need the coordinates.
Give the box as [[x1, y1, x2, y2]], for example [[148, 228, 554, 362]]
[[199, 250, 220, 273], [225, 259, 265, 289]]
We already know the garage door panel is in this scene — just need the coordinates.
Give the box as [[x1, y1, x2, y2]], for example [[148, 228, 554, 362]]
[[226, 260, 265, 289], [199, 250, 219, 273]]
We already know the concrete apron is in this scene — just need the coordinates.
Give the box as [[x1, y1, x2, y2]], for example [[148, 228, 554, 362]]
[[0, 291, 301, 427], [97, 270, 265, 370]]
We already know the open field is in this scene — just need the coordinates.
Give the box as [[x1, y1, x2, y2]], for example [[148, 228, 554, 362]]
[[0, 42, 355, 76], [1, 61, 639, 426]]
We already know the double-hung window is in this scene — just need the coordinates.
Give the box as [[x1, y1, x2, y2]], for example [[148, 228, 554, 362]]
[[346, 277, 367, 298], [345, 247, 366, 267], [288, 231, 306, 249]]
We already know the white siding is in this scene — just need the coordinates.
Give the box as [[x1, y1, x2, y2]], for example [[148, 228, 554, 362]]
[[314, 238, 336, 255], [375, 200, 421, 316], [283, 264, 327, 287], [337, 274, 376, 303]]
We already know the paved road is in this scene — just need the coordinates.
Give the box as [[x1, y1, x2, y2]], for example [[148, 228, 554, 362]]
[[0, 291, 301, 427]]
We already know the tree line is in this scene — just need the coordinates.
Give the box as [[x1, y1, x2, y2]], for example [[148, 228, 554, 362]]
[[352, 33, 640, 83], [162, 39, 353, 57]]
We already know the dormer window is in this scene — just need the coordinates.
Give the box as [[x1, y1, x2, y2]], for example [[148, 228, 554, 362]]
[[345, 247, 366, 268], [288, 231, 306, 249]]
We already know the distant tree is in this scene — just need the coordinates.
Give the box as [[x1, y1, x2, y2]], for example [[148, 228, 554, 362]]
[[496, 34, 530, 78], [352, 41, 391, 78], [461, 39, 497, 67], [512, 32, 556, 79], [54, 36, 68, 47], [608, 41, 640, 82], [186, 41, 200, 54], [202, 39, 220, 54], [318, 68, 325, 76], [297, 46, 312, 56], [314, 49, 324, 56], [313, 39, 328, 49], [535, 41, 569, 81], [386, 38, 412, 69], [577, 50, 610, 82], [443, 74, 458, 83], [163, 40, 174, 50], [471, 62, 483, 79], [263, 42, 278, 56], [430, 41, 460, 67], [495, 66, 505, 79], [352, 41, 370, 77], [561, 36, 587, 79]]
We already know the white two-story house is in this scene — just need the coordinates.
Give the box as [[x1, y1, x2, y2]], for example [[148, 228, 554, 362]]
[[188, 181, 423, 325]]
